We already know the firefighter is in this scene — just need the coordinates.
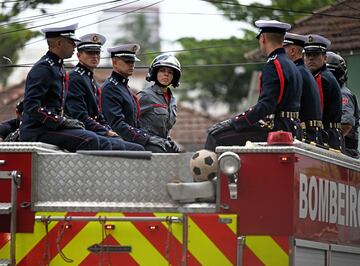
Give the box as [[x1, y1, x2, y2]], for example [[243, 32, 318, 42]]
[[19, 23, 110, 152], [0, 100, 23, 142], [137, 54, 182, 153], [101, 44, 169, 152], [205, 20, 302, 151], [303, 35, 343, 151], [326, 51, 359, 158], [64, 33, 144, 151], [283, 32, 323, 145]]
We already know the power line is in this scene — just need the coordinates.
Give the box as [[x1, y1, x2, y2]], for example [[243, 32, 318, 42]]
[[79, 0, 163, 29], [0, 0, 123, 26], [0, 0, 140, 35]]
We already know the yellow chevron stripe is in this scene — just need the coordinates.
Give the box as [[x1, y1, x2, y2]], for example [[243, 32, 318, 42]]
[[50, 212, 169, 266], [187, 217, 233, 266], [50, 212, 117, 265], [246, 236, 288, 266], [219, 214, 237, 234], [0, 212, 65, 263], [154, 212, 183, 244], [110, 213, 169, 265]]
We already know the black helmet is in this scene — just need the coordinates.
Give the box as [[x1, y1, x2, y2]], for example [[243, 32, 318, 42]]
[[326, 51, 348, 85], [146, 54, 181, 87]]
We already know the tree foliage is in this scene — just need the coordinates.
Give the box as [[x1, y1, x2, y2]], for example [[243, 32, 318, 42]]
[[176, 0, 336, 111], [0, 0, 61, 87], [203, 0, 336, 24], [176, 33, 261, 112]]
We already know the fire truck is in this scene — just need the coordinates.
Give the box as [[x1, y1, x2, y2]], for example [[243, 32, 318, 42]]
[[0, 135, 360, 265]]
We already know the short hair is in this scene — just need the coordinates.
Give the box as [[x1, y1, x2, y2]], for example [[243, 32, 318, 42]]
[[47, 37, 60, 49], [263, 32, 284, 45]]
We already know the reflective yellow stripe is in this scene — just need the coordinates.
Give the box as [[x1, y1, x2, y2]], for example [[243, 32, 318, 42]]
[[0, 212, 64, 262], [154, 212, 183, 244], [110, 213, 168, 265], [246, 236, 288, 266], [188, 217, 232, 266], [219, 214, 237, 234], [50, 212, 120, 265]]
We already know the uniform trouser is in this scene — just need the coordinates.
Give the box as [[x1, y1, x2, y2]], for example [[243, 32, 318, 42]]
[[322, 128, 343, 151], [34, 129, 110, 152], [99, 135, 144, 151], [205, 124, 271, 151]]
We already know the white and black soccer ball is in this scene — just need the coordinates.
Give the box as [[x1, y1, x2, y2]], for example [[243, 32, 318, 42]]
[[190, 149, 218, 182]]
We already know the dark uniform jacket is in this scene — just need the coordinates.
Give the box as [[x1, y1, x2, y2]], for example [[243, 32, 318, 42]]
[[295, 59, 322, 122], [20, 51, 67, 141], [138, 84, 177, 139], [341, 84, 359, 157], [101, 71, 150, 145], [313, 65, 342, 126], [232, 48, 302, 135], [65, 63, 111, 136]]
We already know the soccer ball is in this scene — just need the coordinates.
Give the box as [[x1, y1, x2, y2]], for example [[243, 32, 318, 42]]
[[190, 149, 218, 182]]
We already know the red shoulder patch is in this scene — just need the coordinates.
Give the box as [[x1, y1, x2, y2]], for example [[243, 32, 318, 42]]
[[342, 97, 349, 105]]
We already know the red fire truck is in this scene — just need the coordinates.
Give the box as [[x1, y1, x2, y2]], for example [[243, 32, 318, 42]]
[[0, 137, 359, 265]]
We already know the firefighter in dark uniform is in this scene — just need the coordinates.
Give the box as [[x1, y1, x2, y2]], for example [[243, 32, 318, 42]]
[[101, 44, 169, 152], [326, 51, 359, 158], [0, 100, 23, 142], [205, 20, 302, 151], [304, 35, 343, 151], [19, 23, 110, 152], [137, 54, 182, 152], [64, 33, 144, 151], [283, 33, 323, 145]]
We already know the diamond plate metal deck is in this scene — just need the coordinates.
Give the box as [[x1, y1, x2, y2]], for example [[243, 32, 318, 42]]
[[32, 152, 216, 213], [0, 142, 60, 153]]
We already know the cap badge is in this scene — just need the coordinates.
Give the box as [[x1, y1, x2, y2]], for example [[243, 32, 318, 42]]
[[308, 35, 314, 43], [92, 35, 99, 42], [132, 45, 137, 52]]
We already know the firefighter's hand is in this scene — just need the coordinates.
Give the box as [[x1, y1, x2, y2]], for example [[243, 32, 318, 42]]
[[148, 136, 167, 152], [61, 118, 85, 129], [166, 137, 181, 152], [0, 137, 3, 142], [208, 119, 234, 135]]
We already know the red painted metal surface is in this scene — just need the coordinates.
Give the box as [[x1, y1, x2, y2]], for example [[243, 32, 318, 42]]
[[0, 153, 33, 233], [220, 150, 360, 246]]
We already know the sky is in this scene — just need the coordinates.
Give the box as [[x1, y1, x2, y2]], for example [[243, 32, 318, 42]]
[[7, 0, 263, 80], [16, 0, 256, 52]]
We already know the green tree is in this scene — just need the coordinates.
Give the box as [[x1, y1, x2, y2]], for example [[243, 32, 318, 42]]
[[176, 0, 336, 110], [115, 13, 160, 64], [204, 0, 336, 24], [0, 0, 61, 87], [176, 33, 261, 112]]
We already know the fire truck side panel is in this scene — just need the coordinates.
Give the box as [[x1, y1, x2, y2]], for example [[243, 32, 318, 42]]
[[294, 154, 360, 245], [0, 153, 33, 233], [0, 213, 239, 265], [220, 152, 295, 236]]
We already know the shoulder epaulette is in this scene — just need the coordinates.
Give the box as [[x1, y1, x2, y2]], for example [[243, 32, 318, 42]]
[[110, 77, 118, 86], [45, 57, 54, 66], [267, 54, 278, 64], [74, 66, 86, 76]]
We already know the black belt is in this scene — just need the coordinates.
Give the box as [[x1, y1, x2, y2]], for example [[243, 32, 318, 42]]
[[323, 122, 341, 129], [46, 107, 63, 114], [301, 120, 323, 129], [279, 111, 299, 119]]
